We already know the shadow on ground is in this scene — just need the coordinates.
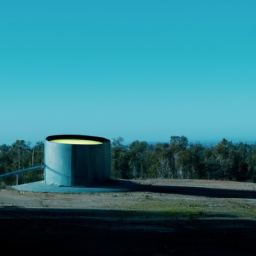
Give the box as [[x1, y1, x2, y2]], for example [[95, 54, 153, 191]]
[[107, 179, 256, 199], [1, 207, 256, 256]]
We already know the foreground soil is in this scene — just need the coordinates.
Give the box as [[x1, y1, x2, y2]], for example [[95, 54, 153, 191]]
[[0, 179, 256, 255]]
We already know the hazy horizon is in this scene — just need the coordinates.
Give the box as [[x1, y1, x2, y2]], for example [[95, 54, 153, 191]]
[[1, 137, 256, 148]]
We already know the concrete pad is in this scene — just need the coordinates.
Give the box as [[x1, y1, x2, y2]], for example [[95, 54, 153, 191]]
[[11, 180, 133, 193]]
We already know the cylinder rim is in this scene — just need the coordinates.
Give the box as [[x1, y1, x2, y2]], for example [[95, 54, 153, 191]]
[[46, 134, 110, 143]]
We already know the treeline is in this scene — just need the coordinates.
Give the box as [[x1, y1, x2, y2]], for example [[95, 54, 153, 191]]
[[1, 136, 256, 186], [111, 136, 256, 182], [0, 140, 44, 185]]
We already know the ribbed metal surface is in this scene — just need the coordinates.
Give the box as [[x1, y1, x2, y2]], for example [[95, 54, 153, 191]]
[[44, 135, 110, 186]]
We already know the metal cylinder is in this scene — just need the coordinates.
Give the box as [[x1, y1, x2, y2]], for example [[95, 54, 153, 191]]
[[44, 135, 111, 186]]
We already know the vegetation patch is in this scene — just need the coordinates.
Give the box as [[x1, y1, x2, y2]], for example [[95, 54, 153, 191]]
[[125, 201, 207, 219]]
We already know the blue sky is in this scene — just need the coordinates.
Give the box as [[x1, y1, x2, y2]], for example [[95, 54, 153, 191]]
[[1, 0, 256, 146]]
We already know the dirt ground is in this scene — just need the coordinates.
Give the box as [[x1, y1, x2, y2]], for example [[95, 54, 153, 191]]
[[1, 179, 256, 255]]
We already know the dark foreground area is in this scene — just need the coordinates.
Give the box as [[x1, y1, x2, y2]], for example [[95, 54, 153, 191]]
[[1, 208, 256, 256]]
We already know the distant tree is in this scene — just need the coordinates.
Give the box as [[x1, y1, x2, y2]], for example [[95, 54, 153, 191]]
[[112, 137, 125, 148], [237, 162, 248, 181], [111, 137, 128, 179], [157, 157, 172, 179], [245, 144, 256, 182], [170, 136, 188, 148], [189, 143, 205, 179], [129, 141, 148, 178]]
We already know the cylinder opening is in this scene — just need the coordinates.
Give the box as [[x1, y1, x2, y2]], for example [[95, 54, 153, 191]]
[[46, 134, 109, 145], [50, 139, 103, 145]]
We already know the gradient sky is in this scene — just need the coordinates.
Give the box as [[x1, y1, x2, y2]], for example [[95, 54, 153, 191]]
[[1, 0, 256, 146]]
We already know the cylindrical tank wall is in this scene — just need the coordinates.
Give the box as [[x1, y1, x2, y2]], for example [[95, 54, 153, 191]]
[[44, 135, 111, 186]]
